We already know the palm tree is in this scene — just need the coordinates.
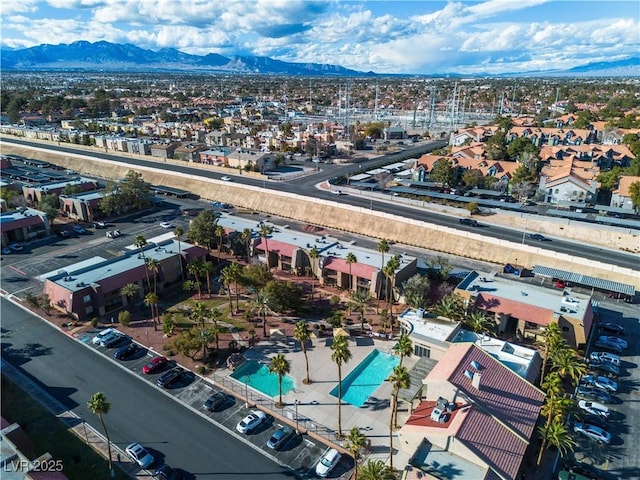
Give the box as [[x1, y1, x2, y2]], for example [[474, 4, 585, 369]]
[[214, 224, 226, 262], [393, 333, 413, 366], [376, 239, 390, 313], [268, 353, 290, 408], [220, 265, 235, 311], [187, 260, 203, 299], [359, 459, 396, 480], [293, 320, 311, 384], [135, 234, 151, 290], [382, 255, 401, 334], [464, 310, 495, 335], [540, 371, 564, 398], [253, 290, 272, 337], [87, 392, 113, 474], [345, 252, 357, 294], [349, 290, 371, 333], [536, 417, 576, 466], [346, 426, 367, 480], [433, 294, 466, 322], [388, 364, 410, 470], [228, 262, 243, 312], [201, 260, 215, 297], [147, 257, 160, 294], [209, 321, 222, 352], [174, 226, 185, 281], [241, 228, 253, 263], [537, 322, 564, 378], [144, 292, 159, 330], [120, 282, 140, 306], [551, 347, 587, 387], [259, 224, 273, 269], [191, 301, 209, 327], [330, 335, 352, 438], [307, 246, 320, 302]]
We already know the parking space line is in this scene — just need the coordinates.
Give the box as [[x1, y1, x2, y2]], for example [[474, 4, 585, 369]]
[[8, 265, 27, 275]]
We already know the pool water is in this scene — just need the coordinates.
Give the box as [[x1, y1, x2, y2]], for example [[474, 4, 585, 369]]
[[330, 349, 400, 407], [230, 360, 295, 398]]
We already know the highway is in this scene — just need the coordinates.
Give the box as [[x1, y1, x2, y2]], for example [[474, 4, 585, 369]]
[[0, 297, 296, 480], [2, 137, 638, 271]]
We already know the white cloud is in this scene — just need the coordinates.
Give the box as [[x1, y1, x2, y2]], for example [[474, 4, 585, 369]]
[[3, 0, 38, 14]]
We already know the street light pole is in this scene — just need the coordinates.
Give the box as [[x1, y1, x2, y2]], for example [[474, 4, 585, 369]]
[[295, 400, 299, 433], [244, 375, 250, 408]]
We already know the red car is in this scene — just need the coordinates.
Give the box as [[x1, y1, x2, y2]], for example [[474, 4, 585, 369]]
[[142, 356, 168, 374]]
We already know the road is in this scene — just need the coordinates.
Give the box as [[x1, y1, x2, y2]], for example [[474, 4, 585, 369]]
[[2, 137, 638, 271], [0, 297, 297, 480]]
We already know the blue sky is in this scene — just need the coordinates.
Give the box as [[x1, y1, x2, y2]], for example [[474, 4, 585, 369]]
[[2, 1, 639, 74]]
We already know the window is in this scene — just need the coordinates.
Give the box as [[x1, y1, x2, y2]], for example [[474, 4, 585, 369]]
[[83, 294, 91, 304], [85, 306, 93, 315], [414, 345, 431, 358]]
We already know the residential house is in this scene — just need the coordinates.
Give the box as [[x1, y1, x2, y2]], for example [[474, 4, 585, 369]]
[[1, 207, 50, 246], [611, 176, 640, 210], [22, 178, 100, 205], [398, 343, 545, 480], [174, 144, 208, 162], [508, 126, 596, 147], [538, 158, 599, 205], [150, 142, 179, 160], [540, 144, 635, 170], [59, 191, 106, 222]]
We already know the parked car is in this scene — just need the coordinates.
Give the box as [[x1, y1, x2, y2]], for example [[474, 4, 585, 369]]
[[577, 400, 609, 418], [236, 410, 267, 434], [589, 351, 620, 366], [573, 422, 611, 444], [143, 356, 169, 374], [526, 233, 547, 241], [157, 367, 186, 388], [1, 247, 12, 255], [91, 328, 119, 346], [126, 442, 154, 468], [581, 375, 617, 393], [113, 343, 139, 360], [459, 218, 478, 226], [154, 464, 184, 480], [93, 221, 107, 229], [159, 221, 174, 229], [567, 463, 606, 480], [576, 385, 611, 404], [101, 332, 126, 348], [557, 470, 592, 480], [588, 360, 620, 377], [594, 337, 624, 353], [267, 426, 295, 450], [202, 391, 226, 412], [9, 243, 23, 251], [72, 225, 87, 234], [598, 323, 625, 335], [597, 336, 627, 349], [315, 448, 342, 478], [56, 229, 71, 238]]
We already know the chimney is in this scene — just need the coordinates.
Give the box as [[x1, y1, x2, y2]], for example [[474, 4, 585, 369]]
[[472, 372, 482, 390]]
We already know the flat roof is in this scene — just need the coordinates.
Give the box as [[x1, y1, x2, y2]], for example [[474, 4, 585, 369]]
[[61, 191, 105, 201], [31, 177, 96, 191], [398, 309, 458, 344], [0, 207, 45, 224]]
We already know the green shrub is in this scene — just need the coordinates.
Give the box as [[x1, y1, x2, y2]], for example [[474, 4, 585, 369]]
[[90, 317, 98, 328], [118, 310, 131, 327], [195, 365, 206, 375], [330, 295, 341, 306]]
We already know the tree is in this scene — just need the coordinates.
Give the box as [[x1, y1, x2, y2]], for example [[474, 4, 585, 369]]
[[536, 322, 564, 378], [241, 227, 253, 263], [402, 274, 430, 310], [376, 239, 390, 313], [182, 280, 197, 297], [228, 262, 243, 311], [428, 255, 453, 281], [537, 417, 576, 466], [331, 335, 352, 438], [201, 260, 215, 297], [345, 252, 357, 296], [134, 234, 151, 291], [119, 170, 152, 210], [359, 460, 396, 480], [239, 264, 273, 289], [120, 282, 140, 303], [388, 364, 410, 446], [118, 310, 131, 327], [597, 167, 623, 192], [429, 158, 455, 186], [174, 226, 185, 281], [191, 301, 209, 327], [461, 169, 483, 189], [38, 194, 59, 225], [214, 224, 226, 261], [307, 246, 320, 302], [294, 320, 312, 384], [433, 294, 466, 321], [268, 353, 290, 407], [187, 210, 219, 249], [346, 426, 367, 480], [393, 333, 413, 366], [253, 289, 273, 337], [87, 392, 113, 475], [147, 257, 160, 295], [144, 292, 160, 330], [464, 310, 495, 335], [220, 264, 236, 311], [382, 255, 401, 332], [187, 260, 203, 299], [259, 224, 274, 269], [551, 347, 587, 386], [349, 290, 371, 332], [263, 280, 303, 313], [629, 181, 640, 213], [506, 136, 539, 161]]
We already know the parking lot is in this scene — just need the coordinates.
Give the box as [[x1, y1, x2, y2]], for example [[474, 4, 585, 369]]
[[79, 328, 354, 479], [569, 301, 640, 480]]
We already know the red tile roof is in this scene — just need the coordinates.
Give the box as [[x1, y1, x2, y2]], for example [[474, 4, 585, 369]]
[[475, 293, 553, 326], [322, 256, 378, 280], [255, 238, 299, 259]]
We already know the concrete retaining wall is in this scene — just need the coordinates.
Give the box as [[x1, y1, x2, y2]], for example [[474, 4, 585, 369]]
[[3, 141, 639, 291]]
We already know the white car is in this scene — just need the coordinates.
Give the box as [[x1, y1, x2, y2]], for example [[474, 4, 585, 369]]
[[581, 375, 618, 393], [159, 221, 174, 229], [315, 448, 341, 478], [221, 176, 232, 181], [236, 410, 266, 434], [125, 442, 154, 468], [573, 422, 611, 444], [91, 328, 118, 346], [331, 190, 344, 195], [589, 351, 620, 366], [577, 400, 609, 418]]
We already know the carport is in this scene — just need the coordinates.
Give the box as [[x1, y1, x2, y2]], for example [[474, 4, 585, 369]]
[[532, 265, 636, 301], [151, 184, 191, 198]]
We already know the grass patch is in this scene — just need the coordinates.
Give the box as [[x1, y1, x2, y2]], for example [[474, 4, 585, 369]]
[[0, 375, 129, 480]]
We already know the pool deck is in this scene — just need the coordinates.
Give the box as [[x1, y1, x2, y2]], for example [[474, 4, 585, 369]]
[[215, 332, 419, 468]]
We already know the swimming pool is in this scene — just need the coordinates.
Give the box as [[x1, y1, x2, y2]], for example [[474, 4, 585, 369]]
[[230, 360, 295, 398], [330, 349, 400, 407]]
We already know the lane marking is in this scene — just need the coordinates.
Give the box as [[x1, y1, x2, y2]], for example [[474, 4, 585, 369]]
[[8, 265, 27, 275]]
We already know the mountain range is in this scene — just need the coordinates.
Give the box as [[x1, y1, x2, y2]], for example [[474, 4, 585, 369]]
[[1, 41, 638, 77]]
